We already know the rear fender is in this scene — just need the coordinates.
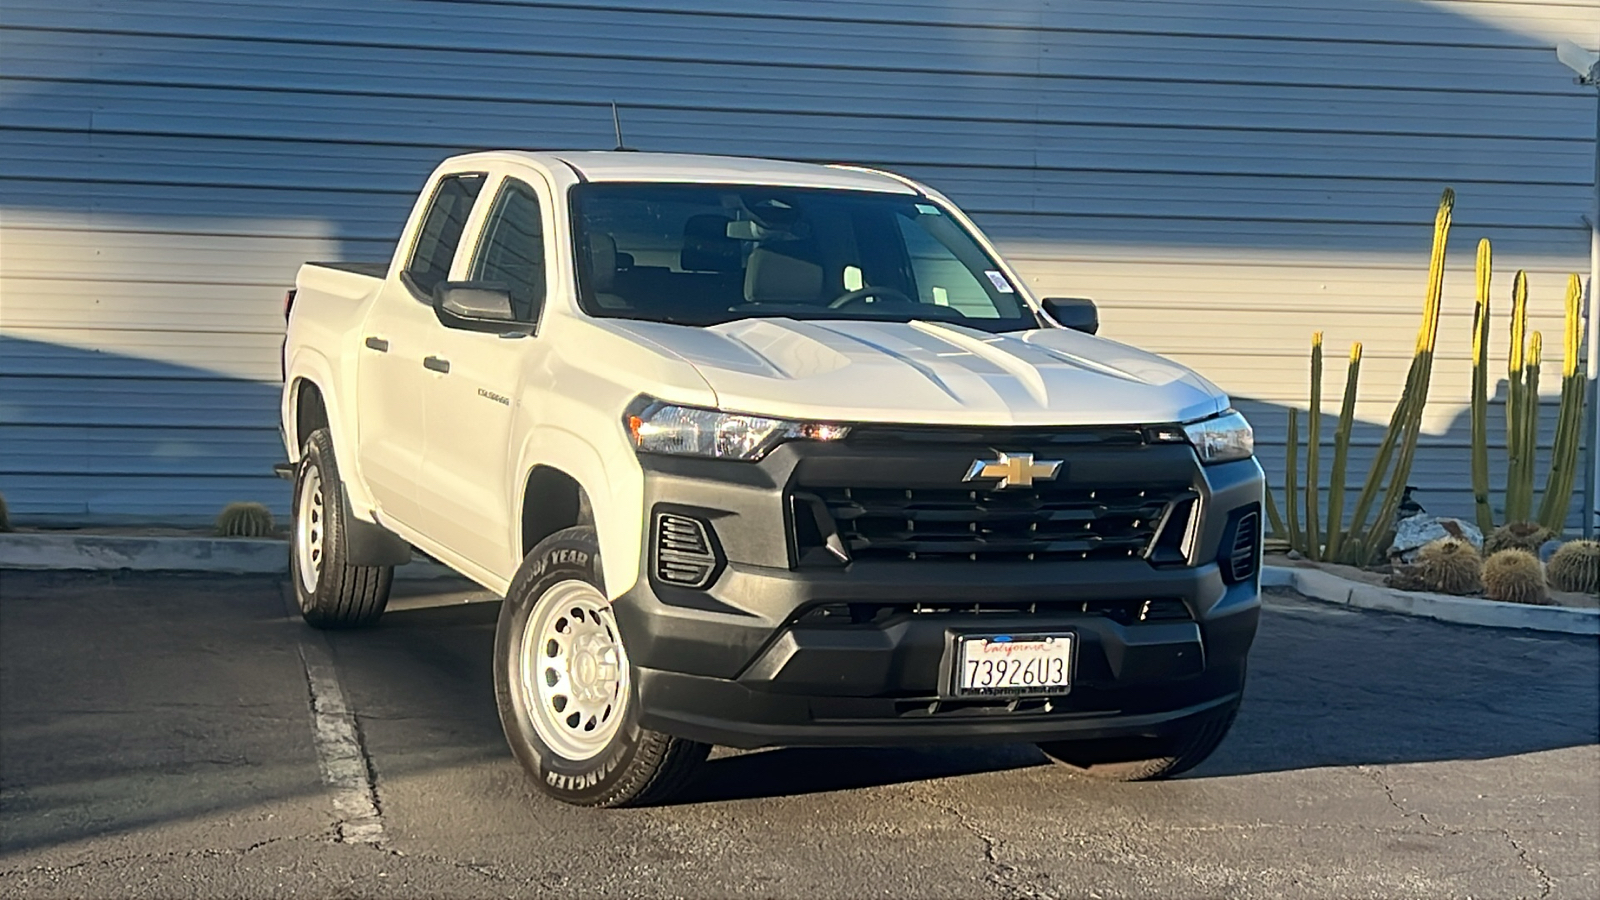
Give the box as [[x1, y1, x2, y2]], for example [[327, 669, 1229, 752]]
[[283, 345, 379, 519]]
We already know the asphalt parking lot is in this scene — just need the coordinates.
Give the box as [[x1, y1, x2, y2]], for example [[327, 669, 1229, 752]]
[[1, 570, 1595, 899]]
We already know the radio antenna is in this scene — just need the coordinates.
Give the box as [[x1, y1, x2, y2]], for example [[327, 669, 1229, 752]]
[[610, 101, 634, 152]]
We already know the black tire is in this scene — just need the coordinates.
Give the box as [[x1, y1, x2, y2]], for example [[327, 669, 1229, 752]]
[[1036, 701, 1239, 782], [494, 526, 708, 808], [290, 428, 392, 628]]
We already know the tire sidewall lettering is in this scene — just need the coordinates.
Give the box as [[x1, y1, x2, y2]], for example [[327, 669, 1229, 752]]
[[497, 529, 638, 803]]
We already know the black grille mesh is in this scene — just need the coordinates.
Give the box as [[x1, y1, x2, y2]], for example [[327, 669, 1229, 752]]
[[811, 484, 1194, 562]]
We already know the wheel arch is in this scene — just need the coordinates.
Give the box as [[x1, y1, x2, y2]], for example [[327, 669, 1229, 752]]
[[282, 345, 378, 516], [512, 426, 644, 599]]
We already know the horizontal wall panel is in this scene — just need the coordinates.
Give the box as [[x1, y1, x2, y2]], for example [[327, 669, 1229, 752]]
[[0, 376, 280, 429], [0, 425, 283, 478], [5, 30, 1593, 140], [0, 474, 289, 521]]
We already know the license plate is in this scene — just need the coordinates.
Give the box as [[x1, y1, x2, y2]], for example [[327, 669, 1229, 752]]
[[955, 633, 1074, 695]]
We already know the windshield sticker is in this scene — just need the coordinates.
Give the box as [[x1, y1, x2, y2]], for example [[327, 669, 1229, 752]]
[[915, 203, 942, 216], [984, 270, 1015, 293]]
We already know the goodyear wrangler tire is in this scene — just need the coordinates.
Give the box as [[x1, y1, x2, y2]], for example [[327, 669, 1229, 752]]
[[290, 428, 393, 628], [495, 526, 708, 808]]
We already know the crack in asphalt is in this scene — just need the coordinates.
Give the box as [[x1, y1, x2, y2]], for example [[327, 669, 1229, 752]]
[[1501, 829, 1554, 899], [1361, 766, 1558, 899], [0, 833, 314, 878], [910, 787, 1056, 900], [1358, 764, 1455, 835]]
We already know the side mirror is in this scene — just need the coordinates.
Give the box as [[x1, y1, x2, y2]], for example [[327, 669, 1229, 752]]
[[433, 281, 531, 335], [1040, 297, 1099, 335]]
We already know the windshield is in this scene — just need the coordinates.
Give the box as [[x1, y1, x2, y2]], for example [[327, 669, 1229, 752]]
[[570, 183, 1041, 332]]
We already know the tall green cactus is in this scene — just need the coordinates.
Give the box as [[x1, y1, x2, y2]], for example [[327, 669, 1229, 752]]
[[1305, 332, 1323, 558], [1537, 274, 1586, 531], [1470, 239, 1493, 533], [1286, 407, 1303, 554], [1504, 272, 1534, 522], [1323, 341, 1362, 562], [1344, 188, 1453, 564]]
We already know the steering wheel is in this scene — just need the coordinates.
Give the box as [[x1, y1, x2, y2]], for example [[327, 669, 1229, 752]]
[[827, 286, 916, 310]]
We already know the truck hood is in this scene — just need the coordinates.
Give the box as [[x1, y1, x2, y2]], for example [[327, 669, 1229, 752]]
[[606, 318, 1229, 426]]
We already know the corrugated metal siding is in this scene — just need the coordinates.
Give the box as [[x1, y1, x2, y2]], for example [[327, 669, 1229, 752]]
[[0, 0, 1594, 528]]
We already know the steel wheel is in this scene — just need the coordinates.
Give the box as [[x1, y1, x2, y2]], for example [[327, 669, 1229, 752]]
[[521, 579, 630, 762], [294, 463, 324, 596]]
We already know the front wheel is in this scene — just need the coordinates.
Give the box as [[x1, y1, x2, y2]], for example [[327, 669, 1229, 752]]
[[290, 428, 392, 628], [1036, 701, 1239, 782], [494, 526, 708, 807]]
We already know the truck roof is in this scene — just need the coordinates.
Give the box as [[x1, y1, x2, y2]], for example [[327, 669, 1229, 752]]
[[455, 150, 921, 194]]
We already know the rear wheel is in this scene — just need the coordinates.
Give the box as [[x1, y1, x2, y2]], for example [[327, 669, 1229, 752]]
[[1037, 701, 1239, 781], [495, 526, 707, 807], [291, 428, 392, 628]]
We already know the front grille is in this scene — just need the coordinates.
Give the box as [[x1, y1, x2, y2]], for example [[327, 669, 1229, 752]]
[[1223, 508, 1260, 583], [653, 512, 719, 588], [794, 597, 1192, 628], [809, 484, 1195, 562]]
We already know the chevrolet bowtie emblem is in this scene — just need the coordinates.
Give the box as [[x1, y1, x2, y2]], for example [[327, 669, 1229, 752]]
[[963, 452, 1063, 490]]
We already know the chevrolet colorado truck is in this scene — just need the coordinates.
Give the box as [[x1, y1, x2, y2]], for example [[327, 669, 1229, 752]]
[[280, 151, 1263, 808]]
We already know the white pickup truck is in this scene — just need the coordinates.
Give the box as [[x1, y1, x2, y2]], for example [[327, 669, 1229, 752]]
[[281, 151, 1263, 807]]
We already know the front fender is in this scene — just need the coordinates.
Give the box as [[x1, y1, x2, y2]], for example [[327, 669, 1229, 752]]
[[513, 424, 645, 601]]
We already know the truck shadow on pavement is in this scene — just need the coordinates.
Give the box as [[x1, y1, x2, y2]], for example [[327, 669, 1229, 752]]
[[356, 588, 1599, 804], [2, 573, 1596, 861]]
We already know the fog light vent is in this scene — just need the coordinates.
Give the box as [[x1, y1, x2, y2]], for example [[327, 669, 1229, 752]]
[[1225, 510, 1260, 583], [655, 513, 718, 588]]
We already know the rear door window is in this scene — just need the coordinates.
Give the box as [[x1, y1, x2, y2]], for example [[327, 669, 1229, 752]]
[[405, 173, 485, 298], [468, 179, 546, 324]]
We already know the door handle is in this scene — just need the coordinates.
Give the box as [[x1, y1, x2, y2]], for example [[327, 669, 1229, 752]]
[[423, 355, 451, 374], [364, 336, 389, 352]]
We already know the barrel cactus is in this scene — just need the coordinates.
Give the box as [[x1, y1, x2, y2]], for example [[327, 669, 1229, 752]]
[[1484, 521, 1554, 556], [1546, 540, 1600, 595], [1481, 549, 1548, 605], [215, 501, 276, 537], [1414, 537, 1482, 595]]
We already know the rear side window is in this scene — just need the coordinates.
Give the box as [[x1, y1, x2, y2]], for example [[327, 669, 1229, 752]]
[[405, 173, 485, 298], [469, 179, 546, 323]]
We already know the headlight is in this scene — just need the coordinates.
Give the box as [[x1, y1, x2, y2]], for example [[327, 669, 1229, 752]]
[[1182, 410, 1254, 464], [624, 400, 849, 461]]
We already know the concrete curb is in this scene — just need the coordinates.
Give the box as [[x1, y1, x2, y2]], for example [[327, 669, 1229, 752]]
[[0, 533, 457, 580], [1263, 564, 1599, 635]]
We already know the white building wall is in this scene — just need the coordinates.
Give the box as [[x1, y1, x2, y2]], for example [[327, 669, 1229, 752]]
[[0, 0, 1595, 527]]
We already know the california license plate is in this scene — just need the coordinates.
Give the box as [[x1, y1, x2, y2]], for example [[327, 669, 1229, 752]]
[[955, 633, 1074, 695]]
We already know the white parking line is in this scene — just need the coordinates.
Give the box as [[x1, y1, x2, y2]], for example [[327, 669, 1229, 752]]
[[283, 587, 385, 844]]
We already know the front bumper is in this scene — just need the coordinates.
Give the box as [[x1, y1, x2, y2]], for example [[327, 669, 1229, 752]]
[[613, 438, 1263, 749]]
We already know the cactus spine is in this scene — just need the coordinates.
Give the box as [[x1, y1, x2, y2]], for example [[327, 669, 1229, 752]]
[[1482, 549, 1549, 605], [215, 501, 275, 537], [1345, 189, 1452, 564], [1415, 537, 1483, 595], [1323, 342, 1362, 562], [1470, 239, 1493, 533], [1546, 540, 1600, 595], [1304, 332, 1323, 558], [1536, 274, 1586, 531]]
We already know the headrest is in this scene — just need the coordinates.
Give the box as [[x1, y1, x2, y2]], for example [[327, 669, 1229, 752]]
[[587, 233, 617, 292], [681, 214, 740, 273], [744, 245, 823, 305]]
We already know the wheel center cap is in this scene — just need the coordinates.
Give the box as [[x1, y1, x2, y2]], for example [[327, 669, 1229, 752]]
[[574, 652, 599, 688]]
